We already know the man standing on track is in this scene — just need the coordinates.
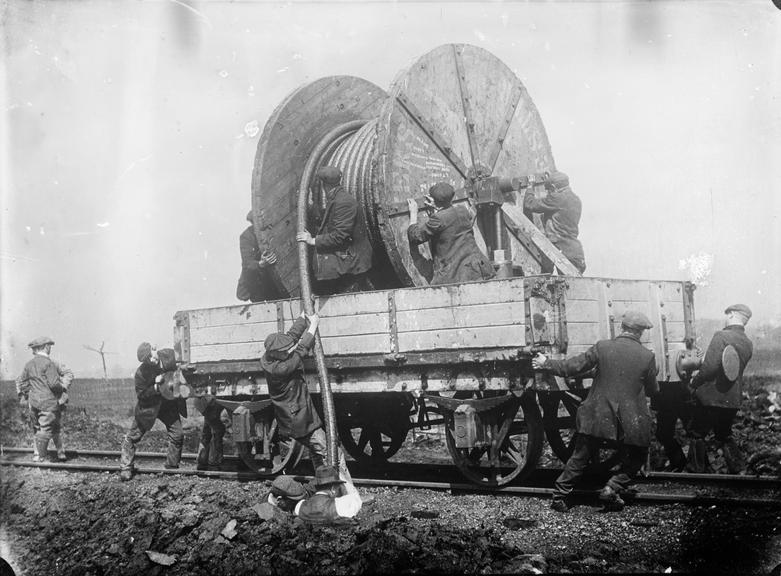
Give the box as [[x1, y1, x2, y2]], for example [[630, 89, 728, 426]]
[[533, 311, 659, 512], [686, 304, 753, 474], [119, 343, 187, 481], [296, 166, 373, 294], [16, 337, 73, 462]]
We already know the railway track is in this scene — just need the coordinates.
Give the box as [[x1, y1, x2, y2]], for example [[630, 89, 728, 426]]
[[2, 446, 779, 507]]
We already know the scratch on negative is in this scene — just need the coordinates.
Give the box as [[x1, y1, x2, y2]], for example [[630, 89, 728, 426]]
[[168, 0, 214, 29]]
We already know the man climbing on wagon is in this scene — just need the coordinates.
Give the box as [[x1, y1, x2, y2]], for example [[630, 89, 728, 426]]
[[406, 181, 495, 285], [237, 210, 287, 303], [120, 343, 187, 481], [523, 170, 586, 274], [16, 336, 73, 462], [533, 310, 659, 512], [261, 311, 353, 481], [686, 303, 753, 474], [296, 166, 373, 294]]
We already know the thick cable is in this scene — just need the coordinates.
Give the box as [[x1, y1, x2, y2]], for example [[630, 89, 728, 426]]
[[297, 120, 367, 467]]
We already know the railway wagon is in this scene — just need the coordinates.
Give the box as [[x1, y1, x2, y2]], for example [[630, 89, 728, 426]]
[[172, 43, 700, 487], [174, 275, 697, 487]]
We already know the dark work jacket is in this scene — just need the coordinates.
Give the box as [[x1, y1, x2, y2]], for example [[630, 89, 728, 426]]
[[260, 317, 322, 439], [407, 204, 495, 285], [546, 334, 659, 446], [134, 349, 187, 432], [15, 355, 69, 412], [297, 493, 349, 525], [523, 186, 586, 270], [692, 325, 753, 409], [237, 226, 286, 302], [313, 186, 372, 281]]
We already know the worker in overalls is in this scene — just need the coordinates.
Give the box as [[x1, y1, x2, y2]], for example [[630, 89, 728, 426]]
[[296, 166, 373, 294], [523, 170, 586, 274], [533, 311, 659, 512], [15, 337, 73, 462], [686, 304, 753, 474], [261, 312, 352, 480], [120, 343, 187, 480], [406, 182, 495, 285]]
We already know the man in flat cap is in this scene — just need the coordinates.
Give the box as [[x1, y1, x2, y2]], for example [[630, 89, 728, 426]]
[[686, 304, 753, 473], [406, 182, 495, 285], [237, 210, 287, 303], [296, 165, 373, 294], [261, 312, 352, 480], [293, 464, 362, 524], [523, 170, 586, 274], [533, 310, 659, 512], [15, 337, 73, 462], [119, 343, 187, 480]]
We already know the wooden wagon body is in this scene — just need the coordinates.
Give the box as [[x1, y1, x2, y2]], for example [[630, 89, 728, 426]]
[[174, 275, 696, 486]]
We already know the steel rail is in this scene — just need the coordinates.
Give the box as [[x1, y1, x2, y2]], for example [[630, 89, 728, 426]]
[[2, 447, 778, 485], [2, 458, 779, 508]]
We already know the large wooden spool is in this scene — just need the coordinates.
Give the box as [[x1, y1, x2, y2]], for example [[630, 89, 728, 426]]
[[252, 44, 558, 296]]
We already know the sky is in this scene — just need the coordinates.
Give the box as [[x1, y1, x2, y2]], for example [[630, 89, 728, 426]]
[[1, 1, 780, 378]]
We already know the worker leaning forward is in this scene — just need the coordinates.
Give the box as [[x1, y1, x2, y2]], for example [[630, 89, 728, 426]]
[[533, 311, 659, 512], [296, 166, 373, 294], [523, 170, 586, 274], [120, 343, 187, 481], [16, 337, 73, 462], [686, 304, 753, 474], [261, 311, 352, 481], [406, 182, 495, 285]]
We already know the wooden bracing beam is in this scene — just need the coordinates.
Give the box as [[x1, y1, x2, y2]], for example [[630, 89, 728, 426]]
[[500, 202, 582, 276]]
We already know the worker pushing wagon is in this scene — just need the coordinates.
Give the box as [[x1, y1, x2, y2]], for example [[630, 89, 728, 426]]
[[533, 310, 659, 512]]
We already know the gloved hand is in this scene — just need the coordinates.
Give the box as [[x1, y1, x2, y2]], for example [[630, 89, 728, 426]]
[[58, 392, 69, 406], [18, 396, 28, 412]]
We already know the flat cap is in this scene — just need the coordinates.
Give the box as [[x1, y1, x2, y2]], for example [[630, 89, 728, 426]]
[[137, 341, 152, 362], [316, 165, 342, 185], [547, 171, 569, 190], [725, 304, 752, 319], [621, 310, 653, 330], [314, 464, 344, 487], [28, 336, 54, 348], [271, 475, 306, 501], [246, 210, 253, 223], [263, 332, 296, 353], [428, 182, 455, 205]]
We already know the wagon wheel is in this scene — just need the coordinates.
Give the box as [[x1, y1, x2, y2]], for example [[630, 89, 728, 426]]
[[338, 421, 408, 465], [236, 416, 304, 475], [444, 389, 544, 487], [538, 389, 621, 472], [337, 398, 411, 464]]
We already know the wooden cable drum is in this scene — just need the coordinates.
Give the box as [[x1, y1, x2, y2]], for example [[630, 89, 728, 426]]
[[252, 44, 557, 296]]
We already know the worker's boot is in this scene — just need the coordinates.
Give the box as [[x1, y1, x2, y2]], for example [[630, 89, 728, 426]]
[[686, 439, 708, 473], [32, 440, 42, 462], [599, 485, 625, 512], [722, 440, 746, 475], [36, 438, 52, 463], [53, 434, 67, 461]]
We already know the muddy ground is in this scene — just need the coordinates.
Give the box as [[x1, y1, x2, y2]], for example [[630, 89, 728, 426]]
[[1, 374, 780, 575]]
